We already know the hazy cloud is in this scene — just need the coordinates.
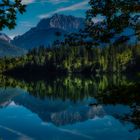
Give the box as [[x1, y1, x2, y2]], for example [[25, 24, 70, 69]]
[[21, 0, 35, 4], [21, 0, 68, 5], [39, 1, 88, 18], [19, 21, 35, 27], [47, 0, 69, 4]]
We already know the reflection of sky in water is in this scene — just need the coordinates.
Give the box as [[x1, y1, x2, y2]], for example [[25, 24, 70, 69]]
[[0, 105, 139, 140], [0, 87, 139, 140]]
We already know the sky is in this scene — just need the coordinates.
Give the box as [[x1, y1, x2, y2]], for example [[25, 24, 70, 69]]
[[3, 0, 89, 39]]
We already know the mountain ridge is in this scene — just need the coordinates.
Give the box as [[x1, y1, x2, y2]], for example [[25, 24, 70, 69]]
[[12, 14, 85, 50], [0, 33, 26, 57], [37, 14, 84, 31]]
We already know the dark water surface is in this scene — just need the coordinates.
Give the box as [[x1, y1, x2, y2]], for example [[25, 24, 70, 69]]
[[0, 75, 139, 140]]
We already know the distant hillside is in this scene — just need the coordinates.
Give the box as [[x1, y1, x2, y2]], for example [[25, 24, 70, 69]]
[[12, 14, 85, 50], [0, 33, 26, 57], [0, 33, 11, 42]]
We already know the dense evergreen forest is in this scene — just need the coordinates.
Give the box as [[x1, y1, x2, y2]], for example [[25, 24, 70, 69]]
[[1, 42, 140, 76]]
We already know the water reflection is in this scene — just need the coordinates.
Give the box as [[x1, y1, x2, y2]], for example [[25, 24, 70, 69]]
[[0, 74, 139, 140], [0, 74, 131, 101]]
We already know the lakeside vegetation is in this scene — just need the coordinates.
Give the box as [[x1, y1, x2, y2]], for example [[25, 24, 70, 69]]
[[0, 43, 140, 76]]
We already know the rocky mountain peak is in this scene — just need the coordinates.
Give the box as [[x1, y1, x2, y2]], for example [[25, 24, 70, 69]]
[[37, 14, 85, 32], [0, 33, 11, 43]]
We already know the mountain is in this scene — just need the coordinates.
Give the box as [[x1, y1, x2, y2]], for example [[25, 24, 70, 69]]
[[0, 88, 20, 108], [37, 14, 84, 32], [0, 33, 27, 57], [0, 33, 11, 42], [12, 14, 85, 50], [12, 28, 67, 50]]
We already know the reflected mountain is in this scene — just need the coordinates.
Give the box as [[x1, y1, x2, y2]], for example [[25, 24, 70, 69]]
[[0, 85, 105, 126], [0, 87, 131, 127], [0, 74, 138, 128], [14, 94, 106, 126], [0, 88, 20, 108]]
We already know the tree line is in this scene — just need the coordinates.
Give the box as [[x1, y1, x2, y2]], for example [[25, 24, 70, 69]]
[[1, 42, 140, 75]]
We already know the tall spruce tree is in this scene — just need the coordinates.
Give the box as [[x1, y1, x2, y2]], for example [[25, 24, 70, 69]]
[[85, 0, 140, 45]]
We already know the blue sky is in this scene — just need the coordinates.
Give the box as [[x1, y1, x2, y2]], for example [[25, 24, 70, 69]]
[[4, 0, 89, 38]]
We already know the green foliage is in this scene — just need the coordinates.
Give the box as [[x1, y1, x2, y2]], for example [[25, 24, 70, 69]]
[[86, 0, 140, 45], [0, 0, 26, 30]]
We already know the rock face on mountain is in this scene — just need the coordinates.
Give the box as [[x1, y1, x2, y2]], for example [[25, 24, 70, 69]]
[[0, 33, 11, 43], [0, 33, 26, 57], [37, 14, 84, 32], [12, 14, 85, 50]]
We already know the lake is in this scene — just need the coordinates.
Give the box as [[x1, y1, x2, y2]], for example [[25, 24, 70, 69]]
[[0, 74, 139, 140]]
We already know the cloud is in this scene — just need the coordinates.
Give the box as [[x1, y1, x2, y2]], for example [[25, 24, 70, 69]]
[[21, 0, 68, 5], [47, 0, 69, 4], [21, 0, 35, 4], [19, 21, 35, 27], [39, 1, 88, 18]]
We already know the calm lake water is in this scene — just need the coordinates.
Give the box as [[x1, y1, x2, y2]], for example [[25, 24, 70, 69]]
[[0, 75, 139, 140]]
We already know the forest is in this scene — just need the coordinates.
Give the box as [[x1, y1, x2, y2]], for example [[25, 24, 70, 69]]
[[0, 42, 140, 76]]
